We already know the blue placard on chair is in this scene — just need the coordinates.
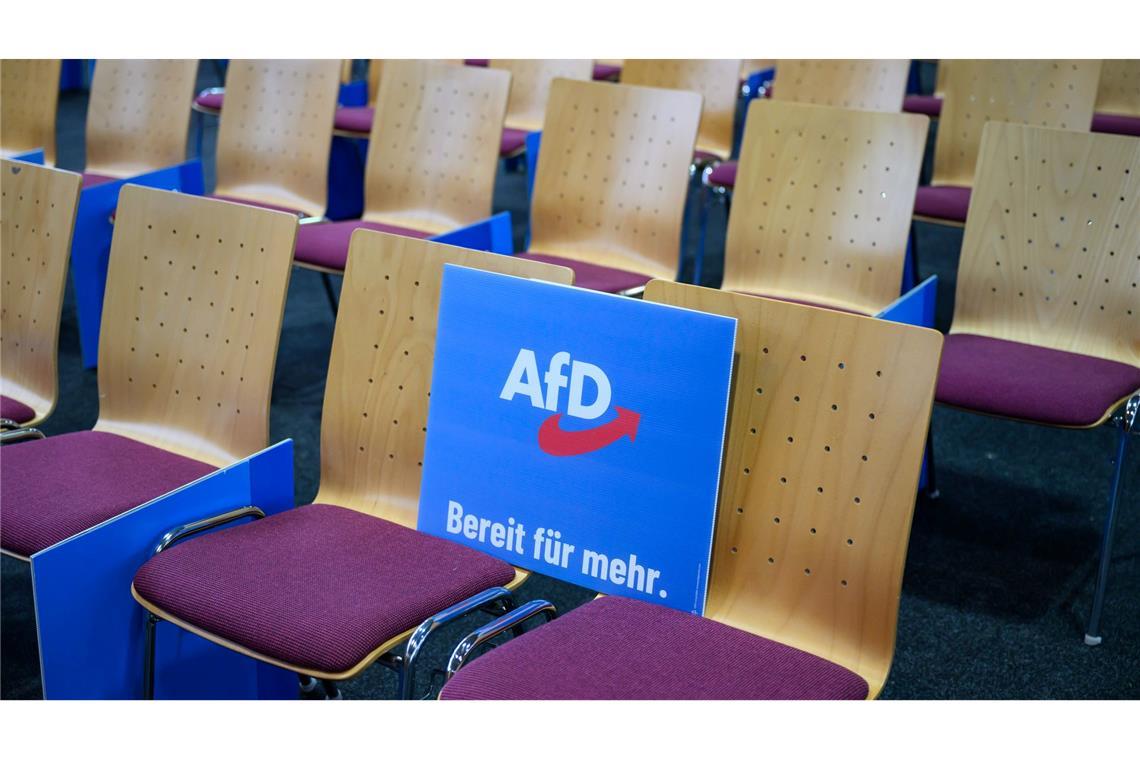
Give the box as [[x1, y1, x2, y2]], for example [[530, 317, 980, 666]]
[[418, 266, 737, 614]]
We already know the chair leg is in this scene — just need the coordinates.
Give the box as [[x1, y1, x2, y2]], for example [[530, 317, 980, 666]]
[[319, 272, 339, 316], [143, 612, 159, 699], [299, 674, 319, 694], [320, 679, 342, 700], [1084, 395, 1137, 645], [695, 181, 709, 287], [924, 423, 940, 500]]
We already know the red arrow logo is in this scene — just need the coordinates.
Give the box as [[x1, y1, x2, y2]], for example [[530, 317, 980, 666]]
[[537, 407, 641, 456]]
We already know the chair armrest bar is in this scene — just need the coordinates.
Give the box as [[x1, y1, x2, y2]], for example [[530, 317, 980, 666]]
[[0, 427, 45, 444], [152, 505, 265, 555], [445, 598, 557, 680], [405, 586, 513, 665]]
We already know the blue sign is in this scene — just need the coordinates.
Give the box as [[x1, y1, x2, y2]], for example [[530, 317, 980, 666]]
[[418, 265, 737, 614]]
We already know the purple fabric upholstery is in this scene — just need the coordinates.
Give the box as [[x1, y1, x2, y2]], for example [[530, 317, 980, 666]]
[[0, 394, 36, 424], [194, 91, 224, 111], [133, 503, 517, 674], [693, 149, 724, 164], [295, 220, 432, 271], [517, 252, 653, 293], [208, 194, 307, 216], [500, 127, 529, 157], [592, 63, 622, 81], [441, 596, 869, 700], [334, 106, 374, 134], [903, 94, 943, 117], [914, 184, 971, 223], [707, 159, 737, 189], [937, 334, 1140, 427], [82, 172, 115, 189], [1092, 112, 1140, 138], [464, 59, 489, 67], [0, 431, 215, 557]]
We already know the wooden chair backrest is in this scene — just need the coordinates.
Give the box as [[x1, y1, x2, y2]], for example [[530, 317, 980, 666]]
[[528, 78, 702, 281], [620, 59, 742, 160], [742, 59, 777, 77], [363, 60, 511, 234], [773, 60, 909, 113], [0, 160, 81, 423], [1094, 59, 1140, 117], [214, 59, 341, 217], [723, 100, 929, 314], [488, 59, 594, 133], [951, 122, 1140, 368], [645, 279, 943, 698], [368, 59, 384, 105], [314, 232, 573, 527], [0, 59, 61, 165], [85, 59, 199, 178], [931, 60, 1101, 187], [93, 187, 297, 466]]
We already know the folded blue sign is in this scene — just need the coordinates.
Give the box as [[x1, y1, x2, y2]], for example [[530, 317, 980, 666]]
[[419, 266, 737, 614]]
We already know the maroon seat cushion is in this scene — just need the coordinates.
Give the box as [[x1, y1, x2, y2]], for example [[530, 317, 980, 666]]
[[0, 431, 215, 557], [82, 172, 116, 189], [295, 220, 432, 271], [914, 184, 971, 223], [517, 252, 654, 293], [440, 596, 869, 700], [194, 91, 224, 111], [207, 194, 308, 217], [707, 159, 737, 189], [334, 106, 374, 135], [903, 94, 943, 117], [1092, 112, 1140, 138], [0, 394, 36, 424], [133, 503, 517, 674], [464, 59, 489, 67], [592, 63, 622, 81], [936, 333, 1140, 427], [500, 127, 529, 157]]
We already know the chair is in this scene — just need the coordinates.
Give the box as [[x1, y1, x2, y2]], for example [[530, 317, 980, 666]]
[[934, 121, 1140, 644], [293, 60, 512, 278], [130, 231, 573, 699], [0, 59, 61, 164], [903, 59, 947, 117], [440, 280, 944, 699], [620, 59, 742, 164], [0, 160, 82, 434], [81, 60, 200, 188], [517, 78, 702, 293], [913, 60, 1101, 227], [720, 100, 929, 314], [1091, 59, 1140, 137], [0, 186, 297, 561], [489, 60, 594, 157], [210, 59, 341, 218]]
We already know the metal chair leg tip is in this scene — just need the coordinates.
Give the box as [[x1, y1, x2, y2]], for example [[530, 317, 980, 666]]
[[299, 675, 319, 693], [1084, 633, 1102, 646]]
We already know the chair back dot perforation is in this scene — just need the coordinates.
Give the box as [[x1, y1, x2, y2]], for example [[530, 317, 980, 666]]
[[724, 100, 929, 314], [0, 60, 62, 165], [0, 160, 82, 423], [773, 60, 910, 113], [489, 59, 594, 133], [313, 231, 574, 528], [951, 121, 1140, 368]]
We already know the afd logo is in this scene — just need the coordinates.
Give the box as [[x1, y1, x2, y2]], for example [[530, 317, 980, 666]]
[[499, 349, 641, 457]]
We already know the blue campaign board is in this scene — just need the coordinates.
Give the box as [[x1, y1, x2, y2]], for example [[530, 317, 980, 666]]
[[419, 266, 737, 614]]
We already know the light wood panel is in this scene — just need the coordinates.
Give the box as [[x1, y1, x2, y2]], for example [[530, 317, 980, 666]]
[[0, 160, 82, 424], [85, 60, 199, 178], [93, 186, 297, 466], [741, 59, 777, 78], [723, 100, 929, 314], [620, 59, 742, 160], [368, 59, 384, 105], [362, 60, 511, 234], [214, 60, 341, 218], [0, 59, 61, 165], [528, 78, 702, 281], [646, 280, 943, 699], [488, 60, 594, 133], [951, 122, 1140, 371], [931, 60, 1101, 187], [1095, 59, 1140, 117], [773, 60, 909, 113], [314, 231, 574, 529]]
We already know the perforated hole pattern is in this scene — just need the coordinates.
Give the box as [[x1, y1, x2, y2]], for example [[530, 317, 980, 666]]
[[0, 60, 60, 161], [621, 59, 741, 158], [774, 60, 910, 113], [490, 59, 594, 132]]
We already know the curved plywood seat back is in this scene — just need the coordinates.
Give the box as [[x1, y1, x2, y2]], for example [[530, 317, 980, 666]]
[[951, 122, 1140, 368], [773, 60, 909, 113], [368, 59, 384, 106], [214, 60, 341, 217], [645, 279, 943, 698], [931, 60, 1101, 187], [363, 60, 511, 234], [85, 60, 199, 178], [0, 160, 82, 423], [1095, 59, 1140, 117], [489, 59, 594, 133], [723, 100, 929, 314], [0, 59, 61, 165], [529, 79, 702, 281], [93, 187, 298, 466], [620, 59, 742, 160], [314, 232, 574, 528]]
